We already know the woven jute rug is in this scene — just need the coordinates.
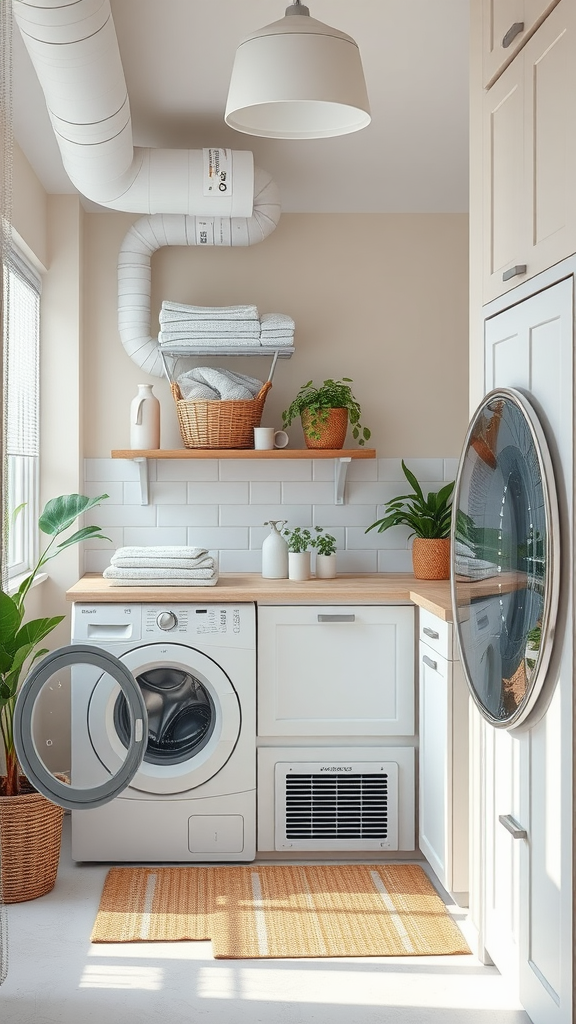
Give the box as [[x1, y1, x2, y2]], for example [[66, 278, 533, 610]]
[[91, 864, 470, 958]]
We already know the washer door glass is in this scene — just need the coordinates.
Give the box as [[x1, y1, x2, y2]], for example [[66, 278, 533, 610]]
[[451, 388, 559, 728], [13, 645, 147, 810]]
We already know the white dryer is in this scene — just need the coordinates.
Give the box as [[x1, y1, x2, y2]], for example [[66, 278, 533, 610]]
[[70, 602, 256, 862]]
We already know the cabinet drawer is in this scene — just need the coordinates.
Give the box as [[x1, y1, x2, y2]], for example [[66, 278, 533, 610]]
[[418, 608, 455, 661], [258, 605, 414, 737]]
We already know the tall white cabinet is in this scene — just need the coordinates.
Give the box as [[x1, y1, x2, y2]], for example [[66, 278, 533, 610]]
[[481, 273, 573, 1022]]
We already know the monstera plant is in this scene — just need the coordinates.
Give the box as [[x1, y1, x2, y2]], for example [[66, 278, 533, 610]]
[[0, 493, 109, 797]]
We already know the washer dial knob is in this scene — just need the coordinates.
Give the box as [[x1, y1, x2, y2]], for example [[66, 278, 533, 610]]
[[156, 611, 177, 631]]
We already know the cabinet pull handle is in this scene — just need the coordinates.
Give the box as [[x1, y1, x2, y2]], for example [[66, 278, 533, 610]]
[[317, 614, 355, 622], [423, 655, 438, 671], [502, 264, 527, 282], [423, 627, 440, 639], [498, 814, 528, 839], [502, 21, 524, 48]]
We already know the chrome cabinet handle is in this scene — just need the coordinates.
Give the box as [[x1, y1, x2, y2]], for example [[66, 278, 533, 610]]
[[499, 814, 527, 839], [423, 655, 438, 671], [423, 626, 439, 639], [502, 264, 527, 282], [317, 614, 355, 622], [502, 21, 524, 48]]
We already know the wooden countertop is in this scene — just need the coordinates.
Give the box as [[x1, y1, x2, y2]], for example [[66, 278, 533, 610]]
[[66, 573, 455, 621]]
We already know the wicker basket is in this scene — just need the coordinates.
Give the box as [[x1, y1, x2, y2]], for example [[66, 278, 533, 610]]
[[171, 380, 272, 449], [411, 537, 451, 580], [0, 776, 66, 903]]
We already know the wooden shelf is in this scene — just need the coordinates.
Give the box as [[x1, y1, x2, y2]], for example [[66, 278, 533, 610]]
[[111, 448, 375, 459], [111, 449, 376, 505]]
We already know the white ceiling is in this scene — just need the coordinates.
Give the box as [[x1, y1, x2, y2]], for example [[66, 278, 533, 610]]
[[11, 0, 470, 214]]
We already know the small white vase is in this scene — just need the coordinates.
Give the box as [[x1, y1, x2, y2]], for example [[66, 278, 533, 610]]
[[130, 383, 160, 450], [315, 553, 337, 579], [288, 551, 311, 581], [262, 520, 289, 579]]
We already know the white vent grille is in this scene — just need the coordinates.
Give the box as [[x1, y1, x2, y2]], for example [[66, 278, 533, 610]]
[[275, 761, 399, 851]]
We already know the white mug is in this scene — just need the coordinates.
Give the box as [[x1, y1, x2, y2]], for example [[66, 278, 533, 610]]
[[254, 427, 289, 450]]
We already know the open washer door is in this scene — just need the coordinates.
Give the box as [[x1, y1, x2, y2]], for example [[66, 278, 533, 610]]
[[451, 388, 560, 729], [13, 645, 148, 810]]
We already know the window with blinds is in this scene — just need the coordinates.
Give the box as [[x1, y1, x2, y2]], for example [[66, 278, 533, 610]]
[[3, 246, 41, 580]]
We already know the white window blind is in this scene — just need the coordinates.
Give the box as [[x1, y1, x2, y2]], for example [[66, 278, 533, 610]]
[[3, 245, 41, 579]]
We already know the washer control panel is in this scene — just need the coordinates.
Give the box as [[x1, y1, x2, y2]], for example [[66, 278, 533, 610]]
[[156, 610, 178, 631], [72, 603, 255, 649]]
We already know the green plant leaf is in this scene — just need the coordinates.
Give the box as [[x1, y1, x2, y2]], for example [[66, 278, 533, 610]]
[[54, 526, 112, 553], [39, 493, 109, 536], [14, 616, 64, 652], [401, 461, 425, 503], [0, 590, 22, 649]]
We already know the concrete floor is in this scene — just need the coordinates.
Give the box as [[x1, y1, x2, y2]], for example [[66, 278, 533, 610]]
[[0, 818, 531, 1024]]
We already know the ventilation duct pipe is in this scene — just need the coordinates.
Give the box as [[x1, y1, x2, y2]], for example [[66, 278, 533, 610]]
[[13, 0, 282, 375]]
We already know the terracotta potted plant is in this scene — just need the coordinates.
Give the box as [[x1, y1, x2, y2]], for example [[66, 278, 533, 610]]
[[0, 493, 109, 902], [282, 377, 371, 450], [365, 461, 455, 580]]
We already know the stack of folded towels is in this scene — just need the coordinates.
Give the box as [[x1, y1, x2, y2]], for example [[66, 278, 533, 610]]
[[176, 366, 264, 401], [159, 301, 261, 349], [103, 546, 218, 587], [157, 301, 295, 349]]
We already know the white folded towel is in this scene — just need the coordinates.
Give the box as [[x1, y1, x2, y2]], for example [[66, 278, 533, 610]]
[[159, 335, 261, 348], [104, 566, 216, 580], [105, 575, 219, 588], [158, 321, 261, 335], [177, 367, 264, 401], [161, 301, 259, 320], [260, 335, 294, 346], [112, 555, 215, 569], [112, 545, 209, 561], [260, 312, 295, 332]]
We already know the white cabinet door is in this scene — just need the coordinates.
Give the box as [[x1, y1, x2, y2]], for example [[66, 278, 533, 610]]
[[483, 0, 576, 303], [418, 637, 469, 900], [483, 277, 573, 1023], [258, 606, 414, 737], [483, 0, 560, 87]]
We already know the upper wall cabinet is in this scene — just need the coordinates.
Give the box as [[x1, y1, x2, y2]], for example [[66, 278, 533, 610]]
[[483, 0, 576, 303], [483, 0, 560, 86]]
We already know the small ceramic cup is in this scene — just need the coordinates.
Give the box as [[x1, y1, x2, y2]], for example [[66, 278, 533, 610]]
[[254, 427, 290, 450]]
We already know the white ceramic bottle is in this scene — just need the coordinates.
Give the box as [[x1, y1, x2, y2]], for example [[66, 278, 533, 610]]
[[262, 520, 289, 578], [130, 383, 160, 450]]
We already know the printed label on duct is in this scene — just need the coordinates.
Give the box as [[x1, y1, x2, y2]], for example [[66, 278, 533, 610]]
[[202, 148, 232, 198], [195, 219, 214, 245]]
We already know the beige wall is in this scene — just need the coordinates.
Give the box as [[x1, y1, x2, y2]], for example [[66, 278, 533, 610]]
[[12, 143, 48, 270], [83, 212, 469, 457]]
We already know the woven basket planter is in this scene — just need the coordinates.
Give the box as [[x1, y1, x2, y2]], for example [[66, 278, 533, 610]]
[[412, 538, 451, 580], [0, 776, 65, 903], [170, 381, 272, 449], [302, 407, 348, 449]]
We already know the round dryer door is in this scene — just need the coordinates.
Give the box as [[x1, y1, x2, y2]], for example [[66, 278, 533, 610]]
[[13, 645, 148, 811], [451, 387, 560, 728], [87, 642, 241, 794]]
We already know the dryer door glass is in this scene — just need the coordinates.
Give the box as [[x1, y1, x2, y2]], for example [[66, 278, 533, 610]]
[[113, 667, 215, 765], [451, 388, 560, 728], [12, 644, 148, 810]]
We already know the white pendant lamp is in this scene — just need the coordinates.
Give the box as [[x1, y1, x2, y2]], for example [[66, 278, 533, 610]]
[[225, 1, 371, 139]]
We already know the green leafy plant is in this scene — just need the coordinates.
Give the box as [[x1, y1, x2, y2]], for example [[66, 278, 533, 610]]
[[365, 461, 454, 539], [282, 526, 314, 553], [282, 378, 371, 446], [0, 493, 110, 797], [312, 527, 337, 556]]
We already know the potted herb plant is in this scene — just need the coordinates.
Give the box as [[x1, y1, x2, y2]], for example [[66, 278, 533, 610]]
[[365, 461, 455, 580], [282, 377, 371, 450], [282, 526, 315, 580], [312, 527, 338, 579], [0, 492, 109, 902]]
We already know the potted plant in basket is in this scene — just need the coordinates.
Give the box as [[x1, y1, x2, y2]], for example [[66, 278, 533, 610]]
[[312, 527, 338, 579], [282, 378, 371, 450], [365, 461, 455, 580], [0, 493, 110, 902]]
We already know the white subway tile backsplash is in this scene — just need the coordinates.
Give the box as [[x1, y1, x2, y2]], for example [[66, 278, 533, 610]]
[[219, 460, 312, 481], [378, 549, 414, 573], [158, 505, 219, 527], [186, 527, 249, 549], [250, 481, 282, 504], [82, 457, 450, 576], [157, 459, 218, 481], [281, 481, 333, 504], [186, 482, 249, 504], [220, 504, 312, 527]]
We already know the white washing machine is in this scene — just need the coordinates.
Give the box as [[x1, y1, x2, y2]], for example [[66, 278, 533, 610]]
[[70, 601, 256, 862]]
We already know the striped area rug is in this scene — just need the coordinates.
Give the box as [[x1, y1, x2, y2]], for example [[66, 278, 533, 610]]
[[91, 864, 470, 958]]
